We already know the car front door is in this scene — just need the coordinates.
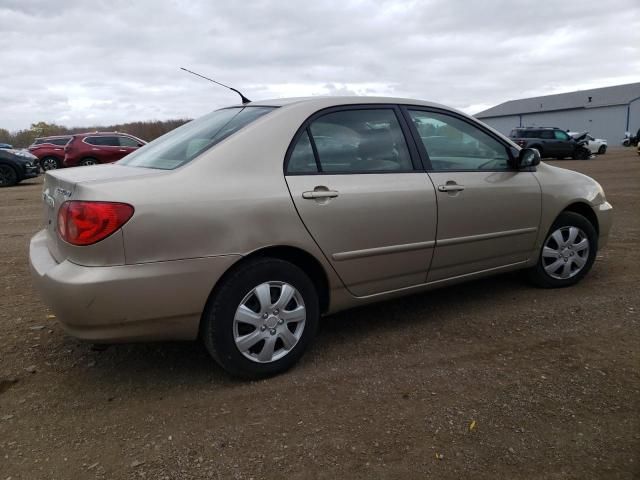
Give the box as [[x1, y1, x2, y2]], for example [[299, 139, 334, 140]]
[[404, 108, 542, 282], [285, 106, 438, 297], [117, 135, 142, 159], [553, 130, 574, 157]]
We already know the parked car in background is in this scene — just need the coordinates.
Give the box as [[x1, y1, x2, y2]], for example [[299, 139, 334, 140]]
[[30, 97, 612, 378], [0, 148, 40, 187], [622, 129, 640, 147], [28, 136, 72, 171], [0, 143, 14, 149], [509, 127, 590, 159], [63, 132, 146, 167], [568, 132, 607, 154]]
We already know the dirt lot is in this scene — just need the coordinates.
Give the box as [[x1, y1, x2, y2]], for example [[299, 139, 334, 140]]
[[1, 148, 639, 479]]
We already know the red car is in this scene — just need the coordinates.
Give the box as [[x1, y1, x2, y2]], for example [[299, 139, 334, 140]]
[[28, 136, 72, 171], [63, 132, 146, 167]]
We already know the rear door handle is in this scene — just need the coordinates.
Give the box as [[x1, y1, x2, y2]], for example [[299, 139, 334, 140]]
[[302, 190, 339, 199], [437, 184, 465, 192]]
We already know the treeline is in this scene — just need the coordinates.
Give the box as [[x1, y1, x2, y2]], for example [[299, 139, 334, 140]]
[[0, 119, 191, 148]]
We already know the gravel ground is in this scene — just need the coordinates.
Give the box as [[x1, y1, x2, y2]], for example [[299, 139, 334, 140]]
[[1, 148, 639, 479]]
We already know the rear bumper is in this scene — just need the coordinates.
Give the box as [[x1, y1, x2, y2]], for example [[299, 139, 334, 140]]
[[29, 230, 241, 342]]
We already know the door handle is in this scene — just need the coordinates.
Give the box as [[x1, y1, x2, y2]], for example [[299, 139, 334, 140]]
[[119, 149, 127, 152], [302, 190, 339, 199], [437, 184, 465, 192]]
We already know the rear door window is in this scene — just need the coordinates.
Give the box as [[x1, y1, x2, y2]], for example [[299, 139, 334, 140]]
[[304, 109, 413, 173], [85, 136, 120, 146], [287, 130, 318, 173]]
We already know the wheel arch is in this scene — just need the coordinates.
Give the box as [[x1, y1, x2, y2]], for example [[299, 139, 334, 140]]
[[202, 245, 331, 328], [562, 202, 599, 234], [0, 162, 20, 182]]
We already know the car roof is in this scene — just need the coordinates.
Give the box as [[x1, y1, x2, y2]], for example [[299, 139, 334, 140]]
[[240, 96, 457, 111], [76, 132, 135, 136], [36, 135, 71, 140], [513, 127, 561, 130]]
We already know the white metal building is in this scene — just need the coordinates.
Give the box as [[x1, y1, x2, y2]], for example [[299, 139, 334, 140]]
[[475, 82, 640, 142]]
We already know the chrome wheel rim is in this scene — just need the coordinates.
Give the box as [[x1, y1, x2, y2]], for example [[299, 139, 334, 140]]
[[542, 226, 590, 279], [233, 281, 306, 363], [42, 158, 58, 170], [82, 160, 96, 166]]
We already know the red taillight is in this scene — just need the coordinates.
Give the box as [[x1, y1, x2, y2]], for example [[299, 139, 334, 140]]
[[57, 201, 134, 246]]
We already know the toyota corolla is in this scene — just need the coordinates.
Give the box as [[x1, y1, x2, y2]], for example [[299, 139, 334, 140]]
[[29, 97, 613, 378]]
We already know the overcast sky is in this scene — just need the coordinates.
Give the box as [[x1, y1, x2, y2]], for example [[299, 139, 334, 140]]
[[1, 0, 639, 131]]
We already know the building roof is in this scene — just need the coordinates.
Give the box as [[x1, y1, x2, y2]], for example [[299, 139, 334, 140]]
[[475, 82, 640, 118]]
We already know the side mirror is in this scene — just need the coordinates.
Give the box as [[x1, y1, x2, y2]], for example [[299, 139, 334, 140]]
[[517, 147, 541, 168]]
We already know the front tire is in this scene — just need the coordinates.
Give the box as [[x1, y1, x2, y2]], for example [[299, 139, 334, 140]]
[[572, 147, 591, 160], [598, 145, 607, 155], [201, 258, 319, 379], [526, 212, 597, 288], [0, 164, 18, 187]]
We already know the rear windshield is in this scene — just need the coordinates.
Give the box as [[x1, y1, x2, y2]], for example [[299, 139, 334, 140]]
[[119, 106, 275, 170]]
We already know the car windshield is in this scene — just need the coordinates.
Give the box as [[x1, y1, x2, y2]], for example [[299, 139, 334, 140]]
[[119, 106, 275, 170]]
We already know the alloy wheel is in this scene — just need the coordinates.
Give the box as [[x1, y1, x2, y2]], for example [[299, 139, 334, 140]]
[[233, 281, 306, 363], [542, 226, 590, 279], [42, 158, 58, 170]]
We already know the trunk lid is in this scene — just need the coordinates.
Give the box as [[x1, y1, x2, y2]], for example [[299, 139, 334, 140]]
[[42, 164, 161, 265]]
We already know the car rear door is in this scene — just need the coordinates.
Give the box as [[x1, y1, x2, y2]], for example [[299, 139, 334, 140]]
[[84, 136, 121, 163], [403, 107, 541, 282], [285, 105, 437, 297]]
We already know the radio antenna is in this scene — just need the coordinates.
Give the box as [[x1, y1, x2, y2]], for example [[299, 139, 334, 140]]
[[180, 67, 251, 104]]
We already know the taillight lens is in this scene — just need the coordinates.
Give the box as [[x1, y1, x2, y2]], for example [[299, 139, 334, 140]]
[[57, 201, 134, 246]]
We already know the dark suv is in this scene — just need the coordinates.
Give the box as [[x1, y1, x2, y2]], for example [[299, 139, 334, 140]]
[[63, 132, 146, 167], [509, 127, 576, 159], [28, 136, 72, 171]]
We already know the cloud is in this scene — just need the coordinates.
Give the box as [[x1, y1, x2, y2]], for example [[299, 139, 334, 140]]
[[0, 0, 638, 130]]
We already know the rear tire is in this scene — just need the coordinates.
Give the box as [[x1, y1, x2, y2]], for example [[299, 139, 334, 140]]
[[80, 158, 98, 166], [526, 212, 597, 288], [41, 156, 61, 171], [0, 164, 18, 187], [201, 258, 319, 379], [597, 145, 607, 155]]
